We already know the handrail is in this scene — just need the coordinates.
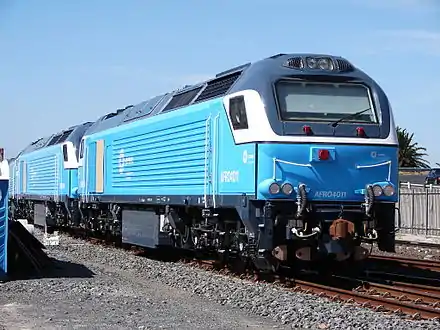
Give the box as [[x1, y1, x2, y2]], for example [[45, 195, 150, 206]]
[[212, 114, 219, 209], [203, 115, 211, 208]]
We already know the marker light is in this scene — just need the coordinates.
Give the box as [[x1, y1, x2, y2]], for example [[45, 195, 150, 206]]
[[269, 182, 281, 194], [383, 185, 395, 196], [318, 149, 330, 161], [317, 58, 334, 70], [303, 125, 312, 135], [281, 183, 294, 195], [306, 57, 317, 69], [356, 127, 366, 137], [372, 185, 383, 197]]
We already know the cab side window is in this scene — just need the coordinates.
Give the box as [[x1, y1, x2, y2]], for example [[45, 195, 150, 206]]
[[79, 139, 84, 159], [229, 95, 248, 130], [62, 145, 69, 162]]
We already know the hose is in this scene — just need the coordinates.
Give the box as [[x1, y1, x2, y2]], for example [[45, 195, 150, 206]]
[[291, 227, 320, 239], [296, 183, 307, 218], [364, 184, 374, 217]]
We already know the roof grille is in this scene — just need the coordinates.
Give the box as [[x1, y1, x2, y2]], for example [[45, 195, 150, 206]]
[[46, 130, 73, 146], [194, 71, 242, 103], [284, 57, 304, 69], [336, 59, 354, 72], [162, 86, 203, 112], [57, 130, 73, 144]]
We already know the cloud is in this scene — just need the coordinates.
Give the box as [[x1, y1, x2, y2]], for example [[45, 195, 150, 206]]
[[378, 29, 440, 56]]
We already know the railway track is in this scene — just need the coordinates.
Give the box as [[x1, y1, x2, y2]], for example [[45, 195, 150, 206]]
[[186, 257, 440, 320], [62, 231, 440, 321], [182, 257, 440, 320], [369, 254, 440, 272], [291, 277, 440, 320]]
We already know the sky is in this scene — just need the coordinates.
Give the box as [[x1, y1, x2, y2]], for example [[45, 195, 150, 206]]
[[1, 0, 439, 164]]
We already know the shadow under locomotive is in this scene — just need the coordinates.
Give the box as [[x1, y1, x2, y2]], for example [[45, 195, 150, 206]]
[[5, 221, 95, 281]]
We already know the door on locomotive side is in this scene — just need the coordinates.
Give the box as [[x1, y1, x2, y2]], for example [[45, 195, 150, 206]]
[[77, 138, 86, 199], [79, 138, 105, 198]]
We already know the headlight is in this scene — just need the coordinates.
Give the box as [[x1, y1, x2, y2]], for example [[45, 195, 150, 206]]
[[317, 58, 333, 70], [372, 185, 383, 197], [306, 57, 317, 69], [281, 183, 294, 195], [383, 184, 395, 196], [269, 182, 280, 194]]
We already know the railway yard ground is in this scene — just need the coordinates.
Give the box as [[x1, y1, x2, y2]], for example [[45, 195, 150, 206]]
[[1, 230, 440, 330]]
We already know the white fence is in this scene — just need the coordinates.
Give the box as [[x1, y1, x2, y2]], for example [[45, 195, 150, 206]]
[[396, 182, 440, 236]]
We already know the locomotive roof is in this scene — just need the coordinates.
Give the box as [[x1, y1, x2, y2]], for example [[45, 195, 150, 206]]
[[18, 121, 93, 156], [84, 61, 253, 135], [18, 53, 362, 152], [84, 53, 360, 136]]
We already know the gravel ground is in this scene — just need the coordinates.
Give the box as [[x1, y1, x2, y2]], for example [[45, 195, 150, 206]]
[[1, 230, 440, 330]]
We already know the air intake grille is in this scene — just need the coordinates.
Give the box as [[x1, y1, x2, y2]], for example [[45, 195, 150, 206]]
[[284, 57, 304, 69], [57, 130, 73, 144], [162, 86, 203, 112], [336, 59, 354, 72], [194, 71, 242, 103]]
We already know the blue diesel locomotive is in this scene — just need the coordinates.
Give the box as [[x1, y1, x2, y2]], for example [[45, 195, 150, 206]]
[[10, 53, 399, 271], [9, 123, 93, 227]]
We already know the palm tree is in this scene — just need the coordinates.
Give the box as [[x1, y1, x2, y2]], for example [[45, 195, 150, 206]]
[[396, 126, 430, 168]]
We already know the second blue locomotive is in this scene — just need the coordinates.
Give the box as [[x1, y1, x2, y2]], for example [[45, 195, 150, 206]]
[[9, 53, 399, 270]]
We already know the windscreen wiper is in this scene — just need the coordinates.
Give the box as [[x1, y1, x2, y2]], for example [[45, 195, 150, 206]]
[[329, 108, 371, 128]]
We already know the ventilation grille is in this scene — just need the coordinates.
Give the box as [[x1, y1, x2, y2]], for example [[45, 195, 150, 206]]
[[162, 86, 203, 112], [194, 71, 242, 103], [47, 134, 61, 146], [336, 59, 354, 72], [56, 129, 73, 144], [284, 57, 303, 69], [47, 130, 73, 146]]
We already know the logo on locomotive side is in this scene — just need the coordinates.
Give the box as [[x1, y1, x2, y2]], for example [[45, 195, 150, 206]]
[[242, 150, 255, 164]]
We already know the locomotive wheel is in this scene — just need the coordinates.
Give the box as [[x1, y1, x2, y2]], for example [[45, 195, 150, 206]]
[[180, 225, 194, 249]]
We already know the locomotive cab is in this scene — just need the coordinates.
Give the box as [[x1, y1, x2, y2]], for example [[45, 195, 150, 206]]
[[224, 54, 398, 268]]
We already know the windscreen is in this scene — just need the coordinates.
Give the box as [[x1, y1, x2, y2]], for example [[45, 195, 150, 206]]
[[276, 81, 377, 123]]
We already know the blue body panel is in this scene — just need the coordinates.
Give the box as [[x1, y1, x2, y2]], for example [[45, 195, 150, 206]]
[[8, 160, 17, 198], [257, 143, 398, 202], [80, 99, 256, 202], [69, 169, 79, 198], [0, 178, 8, 279], [17, 145, 64, 198], [16, 145, 80, 200]]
